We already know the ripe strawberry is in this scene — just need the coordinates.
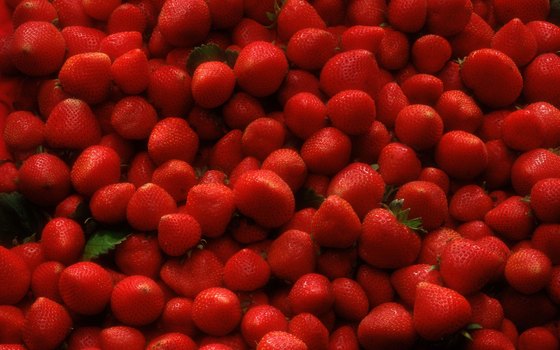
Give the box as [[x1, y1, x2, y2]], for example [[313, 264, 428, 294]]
[[465, 329, 515, 350], [532, 224, 560, 265], [352, 120, 391, 165], [339, 25, 384, 53], [396, 180, 448, 231], [460, 48, 523, 108], [10, 241, 44, 274], [276, 0, 326, 43], [500, 287, 557, 331], [390, 264, 443, 308], [36, 79, 69, 121], [10, 21, 65, 76], [157, 0, 210, 47], [58, 52, 112, 105], [329, 325, 360, 350], [518, 327, 559, 350], [148, 117, 199, 166], [510, 148, 560, 196], [375, 82, 409, 129], [547, 266, 560, 304], [449, 185, 493, 222], [158, 297, 197, 337], [22, 297, 72, 350], [260, 148, 307, 192], [205, 0, 243, 29], [70, 145, 122, 197], [358, 302, 416, 350], [81, 0, 120, 21], [241, 117, 286, 161], [157, 213, 201, 257], [345, 0, 387, 26], [3, 111, 44, 152], [222, 248, 270, 292], [146, 332, 197, 350], [60, 25, 105, 57], [277, 69, 321, 107], [526, 20, 560, 54], [439, 238, 504, 295], [425, 0, 472, 37], [417, 227, 461, 265], [283, 92, 327, 140], [387, 0, 427, 33], [241, 304, 288, 346], [310, 195, 361, 249], [90, 183, 135, 224], [468, 292, 504, 330], [0, 246, 30, 305], [326, 89, 376, 136], [192, 287, 242, 336], [286, 28, 337, 71], [435, 90, 483, 133], [376, 28, 410, 71], [100, 326, 146, 350], [147, 65, 193, 117], [526, 102, 560, 149], [481, 139, 515, 190], [331, 277, 369, 321], [107, 3, 149, 34], [41, 217, 85, 265], [0, 305, 24, 344], [110, 96, 157, 140], [300, 127, 351, 176], [413, 282, 471, 341], [153, 160, 197, 201], [319, 49, 380, 98], [111, 275, 165, 326], [191, 61, 236, 109], [11, 0, 57, 28], [529, 178, 560, 223], [127, 151, 156, 188], [228, 156, 261, 187], [17, 153, 71, 207], [315, 247, 356, 280], [58, 261, 113, 317], [435, 130, 488, 180], [288, 312, 329, 350], [355, 265, 395, 309], [377, 142, 422, 186], [484, 195, 535, 242], [31, 261, 64, 304], [492, 0, 549, 24], [126, 183, 177, 231], [400, 74, 444, 106], [505, 248, 552, 295], [231, 17, 275, 47], [395, 105, 443, 151], [288, 273, 334, 316], [523, 53, 560, 108], [160, 248, 224, 298], [411, 34, 451, 74], [267, 229, 316, 283], [257, 331, 307, 350], [45, 98, 102, 150], [491, 18, 537, 67], [437, 60, 468, 91], [359, 201, 422, 269]]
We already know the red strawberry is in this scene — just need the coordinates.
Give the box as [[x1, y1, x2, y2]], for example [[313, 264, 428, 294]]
[[70, 145, 121, 197], [11, 0, 57, 28], [3, 111, 44, 152], [376, 28, 410, 71], [191, 61, 236, 109], [31, 261, 64, 304], [51, 0, 94, 27], [99, 326, 146, 350], [435, 90, 483, 133], [460, 48, 523, 108], [412, 34, 451, 74], [449, 184, 493, 222], [60, 26, 105, 57], [329, 325, 360, 350], [326, 89, 376, 136], [518, 327, 559, 350], [375, 82, 410, 129], [157, 213, 201, 257], [127, 151, 156, 188], [400, 74, 444, 106], [492, 0, 549, 24], [316, 247, 357, 280], [357, 302, 417, 350], [526, 20, 560, 54], [299, 126, 350, 176], [0, 246, 30, 305], [326, 162, 385, 219], [417, 227, 461, 265], [0, 305, 24, 344], [158, 297, 197, 337], [267, 229, 316, 283], [484, 195, 535, 242], [45, 98, 102, 150], [233, 41, 289, 97], [395, 105, 444, 151], [241, 117, 286, 161], [241, 305, 289, 346], [107, 3, 149, 34], [331, 277, 369, 321], [377, 142, 422, 186], [352, 120, 391, 164], [311, 195, 361, 249], [160, 248, 224, 298], [10, 241, 44, 274], [257, 331, 307, 350], [206, 0, 243, 29], [90, 183, 135, 224], [468, 292, 505, 330], [146, 332, 197, 350], [36, 79, 70, 120], [157, 0, 210, 47], [10, 21, 65, 76], [110, 96, 157, 140], [223, 248, 270, 292], [147, 65, 193, 117], [277, 69, 321, 106], [339, 25, 385, 53], [359, 200, 423, 269], [231, 17, 275, 47], [482, 139, 516, 190], [465, 329, 515, 350], [110, 48, 150, 95], [345, 0, 387, 26], [491, 18, 537, 67], [425, 0, 472, 37], [148, 117, 199, 165], [286, 28, 337, 71], [395, 180, 448, 231], [208, 130, 244, 175], [58, 261, 113, 315], [526, 102, 560, 149], [228, 156, 261, 187], [289, 273, 334, 316], [192, 287, 242, 336], [505, 248, 552, 295], [276, 0, 326, 42], [41, 217, 85, 265], [387, 0, 427, 33], [17, 153, 71, 207], [435, 130, 488, 180], [529, 178, 560, 223], [283, 92, 327, 140], [449, 10, 494, 59], [356, 264, 395, 309], [58, 52, 112, 105], [111, 275, 165, 326], [510, 148, 560, 196], [126, 183, 177, 231], [151, 160, 196, 202], [439, 238, 504, 295], [413, 282, 471, 341], [82, 0, 120, 21], [500, 287, 557, 331], [22, 297, 72, 350], [261, 148, 307, 192], [390, 264, 443, 308], [288, 312, 329, 350], [523, 53, 560, 108]]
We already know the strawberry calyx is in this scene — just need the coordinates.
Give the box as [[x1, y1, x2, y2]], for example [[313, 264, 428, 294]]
[[265, 0, 286, 28], [460, 323, 483, 341], [385, 198, 425, 232], [186, 43, 238, 75]]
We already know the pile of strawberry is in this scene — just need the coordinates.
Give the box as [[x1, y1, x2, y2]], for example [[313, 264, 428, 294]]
[[1, 0, 560, 349]]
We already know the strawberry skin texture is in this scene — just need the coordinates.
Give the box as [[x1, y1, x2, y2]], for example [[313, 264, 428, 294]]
[[22, 297, 73, 350]]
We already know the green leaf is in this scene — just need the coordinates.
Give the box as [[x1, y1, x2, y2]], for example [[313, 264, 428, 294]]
[[82, 229, 129, 261], [467, 323, 483, 331], [386, 198, 426, 233], [186, 44, 226, 75], [225, 49, 239, 69], [0, 192, 49, 247]]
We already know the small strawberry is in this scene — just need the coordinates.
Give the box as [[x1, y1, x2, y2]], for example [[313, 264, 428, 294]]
[[147, 65, 193, 117], [52, 0, 94, 27], [277, 69, 321, 106], [286, 28, 337, 71], [126, 183, 177, 231], [110, 48, 150, 95], [482, 139, 516, 190], [289, 273, 334, 316], [70, 145, 122, 197], [192, 287, 242, 336], [99, 326, 146, 350], [157, 0, 210, 47], [0, 305, 24, 344], [418, 167, 450, 194], [529, 178, 560, 223], [288, 312, 329, 350], [400, 74, 444, 106], [3, 111, 44, 152], [0, 246, 30, 305], [311, 195, 361, 249], [390, 264, 443, 308], [484, 195, 535, 242], [267, 229, 316, 283], [111, 275, 165, 326], [223, 248, 270, 292], [11, 0, 58, 28], [89, 183, 135, 224], [518, 327, 559, 350], [158, 297, 197, 337], [357, 302, 417, 350], [127, 151, 156, 189], [191, 61, 236, 109], [148, 117, 199, 166], [435, 130, 488, 180], [208, 130, 244, 175], [435, 90, 484, 133], [413, 282, 471, 341], [241, 304, 289, 346], [505, 248, 552, 295], [22, 297, 72, 350], [41, 217, 85, 265], [231, 17, 275, 47], [257, 331, 307, 350], [352, 120, 391, 164], [377, 142, 422, 186], [110, 96, 158, 141]]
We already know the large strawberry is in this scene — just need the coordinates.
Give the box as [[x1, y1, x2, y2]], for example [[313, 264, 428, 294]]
[[223, 248, 270, 292], [435, 130, 488, 181], [58, 52, 112, 105], [70, 145, 122, 197], [114, 233, 163, 279], [126, 183, 177, 231], [378, 142, 422, 186], [484, 195, 535, 242], [491, 18, 537, 67], [147, 117, 199, 165]]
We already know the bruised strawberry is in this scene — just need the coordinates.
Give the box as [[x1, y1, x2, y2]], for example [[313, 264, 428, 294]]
[[358, 302, 417, 350], [22, 297, 72, 350]]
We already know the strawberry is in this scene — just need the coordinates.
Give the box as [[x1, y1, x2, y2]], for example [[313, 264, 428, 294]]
[[160, 248, 223, 298], [319, 49, 380, 98], [30, 261, 65, 304], [417, 167, 450, 194], [0, 246, 30, 305], [157, 0, 210, 47], [532, 224, 560, 264], [400, 74, 444, 106], [395, 180, 448, 231], [460, 48, 523, 108], [147, 65, 193, 117], [491, 18, 537, 67], [117, 236, 160, 283], [22, 297, 72, 350], [192, 287, 242, 336], [107, 3, 149, 34], [377, 142, 422, 186], [231, 18, 275, 47], [10, 241, 44, 272], [316, 247, 357, 280], [81, 0, 120, 21], [376, 28, 410, 71], [345, 0, 387, 26], [241, 117, 286, 161], [482, 139, 515, 190], [439, 238, 504, 295], [90, 182, 135, 224], [387, 0, 427, 33], [310, 195, 361, 249], [286, 28, 337, 71], [276, 0, 326, 43], [223, 92, 266, 131], [411, 34, 451, 74], [437, 61, 468, 91], [261, 148, 308, 192], [288, 273, 334, 316], [283, 92, 327, 140], [526, 20, 560, 54], [505, 248, 552, 295], [449, 184, 493, 222], [70, 145, 122, 197], [99, 326, 146, 350], [234, 41, 288, 97], [146, 332, 197, 350], [352, 120, 391, 165], [61, 26, 106, 57], [58, 52, 112, 105], [206, 0, 243, 29], [148, 117, 199, 165], [484, 195, 535, 242], [126, 183, 177, 231], [241, 304, 288, 346], [395, 104, 443, 151], [413, 282, 471, 341], [510, 148, 560, 196], [339, 25, 385, 53], [41, 217, 85, 265], [435, 130, 488, 180], [390, 264, 443, 308], [45, 98, 102, 150], [529, 178, 560, 223], [111, 275, 165, 326], [127, 151, 156, 188], [58, 261, 113, 315], [288, 312, 329, 350], [547, 266, 560, 305], [465, 329, 515, 350], [417, 227, 461, 265], [468, 292, 505, 330], [17, 153, 71, 207], [326, 89, 376, 136], [357, 302, 417, 350], [358, 200, 422, 269], [228, 156, 261, 187], [526, 102, 560, 149], [257, 331, 307, 350], [0, 305, 24, 344], [267, 229, 316, 283], [157, 213, 201, 257], [301, 127, 352, 176], [110, 96, 157, 140], [11, 0, 58, 28], [523, 53, 560, 108], [435, 90, 483, 133], [277, 69, 321, 106], [518, 327, 559, 350], [222, 248, 270, 292], [375, 82, 410, 129], [500, 287, 557, 331], [191, 61, 236, 109], [492, 0, 550, 24], [158, 297, 197, 337], [425, 0, 472, 37], [37, 79, 70, 120], [9, 21, 66, 76], [331, 277, 369, 321]]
